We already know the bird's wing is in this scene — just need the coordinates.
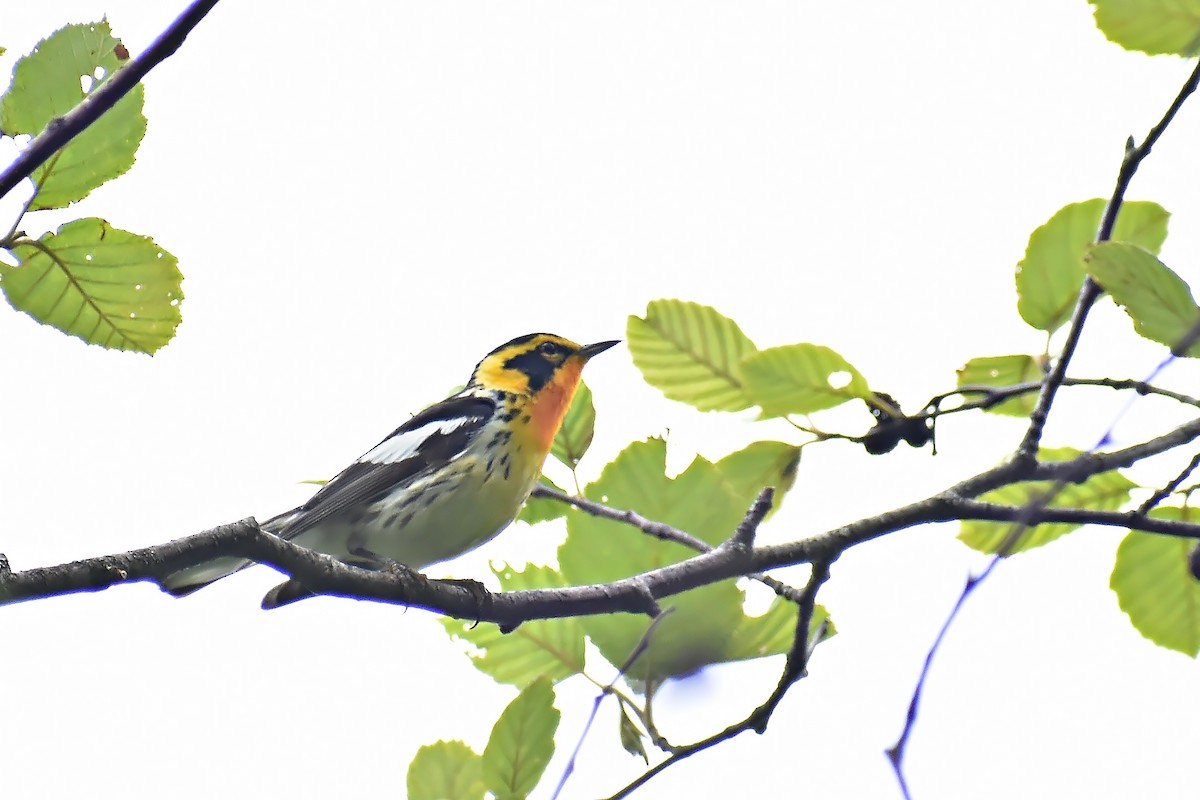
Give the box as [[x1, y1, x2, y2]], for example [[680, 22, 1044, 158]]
[[269, 394, 497, 540]]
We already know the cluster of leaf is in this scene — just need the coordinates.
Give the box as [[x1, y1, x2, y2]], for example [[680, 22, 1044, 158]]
[[950, 196, 1200, 656], [407, 680, 559, 800], [617, 288, 1198, 664], [423, 195, 1200, 794], [962, 6, 1200, 662], [412, 231, 1200, 791], [628, 298, 873, 419], [0, 22, 182, 353]]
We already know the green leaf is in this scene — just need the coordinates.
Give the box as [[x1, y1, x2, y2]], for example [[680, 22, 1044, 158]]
[[442, 564, 585, 686], [1016, 200, 1169, 333], [1090, 0, 1200, 56], [3, 218, 182, 353], [724, 597, 835, 662], [482, 678, 560, 800], [741, 343, 871, 417], [550, 381, 595, 468], [407, 740, 485, 800], [618, 703, 649, 764], [518, 477, 569, 525], [1, 22, 145, 209], [959, 448, 1136, 554], [1085, 242, 1200, 356], [559, 439, 790, 683], [714, 441, 802, 517], [955, 354, 1045, 417], [627, 299, 758, 412], [1111, 507, 1200, 656]]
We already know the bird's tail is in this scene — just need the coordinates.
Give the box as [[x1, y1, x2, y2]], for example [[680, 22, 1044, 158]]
[[159, 509, 301, 598], [159, 556, 252, 597]]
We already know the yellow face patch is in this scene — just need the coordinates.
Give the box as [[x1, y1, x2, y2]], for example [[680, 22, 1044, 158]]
[[471, 357, 533, 395]]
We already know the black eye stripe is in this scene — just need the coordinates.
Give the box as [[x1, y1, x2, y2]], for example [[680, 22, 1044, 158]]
[[503, 345, 569, 392]]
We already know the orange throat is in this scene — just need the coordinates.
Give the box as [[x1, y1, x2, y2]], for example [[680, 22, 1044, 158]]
[[527, 360, 584, 453]]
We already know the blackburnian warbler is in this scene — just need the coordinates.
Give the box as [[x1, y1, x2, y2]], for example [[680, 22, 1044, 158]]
[[162, 333, 618, 608]]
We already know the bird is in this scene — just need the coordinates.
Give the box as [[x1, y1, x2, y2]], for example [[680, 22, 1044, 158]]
[[161, 333, 618, 608]]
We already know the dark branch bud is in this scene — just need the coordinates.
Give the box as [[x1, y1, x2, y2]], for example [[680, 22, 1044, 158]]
[[862, 392, 934, 455]]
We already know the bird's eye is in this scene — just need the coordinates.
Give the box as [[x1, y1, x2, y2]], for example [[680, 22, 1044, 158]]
[[538, 341, 563, 357]]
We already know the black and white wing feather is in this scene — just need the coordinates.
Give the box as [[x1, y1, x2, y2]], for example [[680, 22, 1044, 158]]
[[268, 394, 496, 539]]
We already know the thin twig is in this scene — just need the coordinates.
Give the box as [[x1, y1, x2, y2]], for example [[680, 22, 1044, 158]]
[[0, 167, 44, 243], [531, 484, 716, 552], [1016, 59, 1200, 460], [0, 0, 222, 202], [550, 609, 676, 800], [533, 484, 804, 602], [885, 565, 997, 800], [1017, 282, 1104, 458], [1136, 451, 1200, 516], [936, 377, 1200, 418], [606, 559, 834, 800]]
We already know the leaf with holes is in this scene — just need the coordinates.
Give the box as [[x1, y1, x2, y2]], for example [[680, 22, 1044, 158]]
[[959, 448, 1137, 554], [627, 299, 758, 412], [406, 740, 485, 800], [1016, 200, 1169, 333], [1, 21, 145, 209], [550, 381, 595, 468], [2, 218, 182, 353], [1090, 0, 1200, 56], [559, 438, 832, 684], [1085, 242, 1200, 356], [559, 439, 747, 681], [956, 354, 1045, 417], [482, 678, 559, 800], [741, 343, 872, 417], [442, 564, 585, 686], [1111, 507, 1200, 656]]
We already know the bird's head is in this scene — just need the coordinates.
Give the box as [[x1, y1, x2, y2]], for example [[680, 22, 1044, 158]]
[[470, 333, 618, 452], [469, 333, 618, 397]]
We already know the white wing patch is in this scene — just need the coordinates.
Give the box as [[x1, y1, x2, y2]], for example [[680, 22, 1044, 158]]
[[361, 416, 478, 465]]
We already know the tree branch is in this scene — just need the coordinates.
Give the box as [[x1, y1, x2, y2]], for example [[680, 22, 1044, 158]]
[[7, 417, 1200, 625], [0, 0, 221, 203]]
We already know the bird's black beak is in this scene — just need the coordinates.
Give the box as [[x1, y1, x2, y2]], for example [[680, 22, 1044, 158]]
[[579, 340, 620, 359]]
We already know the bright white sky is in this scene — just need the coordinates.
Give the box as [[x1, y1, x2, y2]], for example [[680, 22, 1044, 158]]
[[3, 2, 1199, 798]]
